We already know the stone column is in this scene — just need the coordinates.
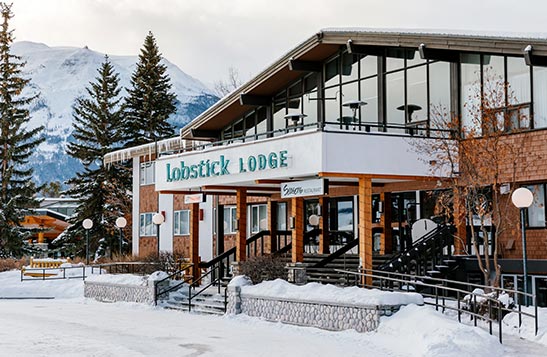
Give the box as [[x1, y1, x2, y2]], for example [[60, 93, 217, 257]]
[[189, 202, 200, 280], [236, 189, 247, 262], [291, 197, 304, 263], [359, 176, 373, 286], [380, 192, 393, 255], [318, 196, 330, 254]]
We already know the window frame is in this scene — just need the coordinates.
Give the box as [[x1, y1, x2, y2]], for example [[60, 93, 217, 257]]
[[140, 161, 155, 186], [139, 212, 157, 236], [173, 210, 190, 236]]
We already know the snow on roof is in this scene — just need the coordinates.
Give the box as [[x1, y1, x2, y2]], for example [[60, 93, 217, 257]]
[[321, 27, 547, 41]]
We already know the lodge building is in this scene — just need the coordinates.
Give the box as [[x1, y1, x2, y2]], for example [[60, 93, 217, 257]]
[[105, 29, 547, 304]]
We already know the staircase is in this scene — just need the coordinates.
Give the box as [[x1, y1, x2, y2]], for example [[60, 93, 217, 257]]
[[159, 285, 227, 315], [377, 225, 460, 280]]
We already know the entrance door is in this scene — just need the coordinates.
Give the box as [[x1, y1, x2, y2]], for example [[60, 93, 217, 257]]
[[329, 197, 355, 252], [391, 192, 418, 252], [304, 199, 320, 253]]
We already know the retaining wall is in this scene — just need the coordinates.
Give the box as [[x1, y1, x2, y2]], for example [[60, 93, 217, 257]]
[[84, 280, 156, 304], [227, 286, 402, 332]]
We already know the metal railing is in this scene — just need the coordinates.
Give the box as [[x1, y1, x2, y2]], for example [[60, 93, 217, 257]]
[[187, 265, 228, 313], [154, 264, 195, 304], [90, 262, 161, 276], [20, 265, 88, 281], [337, 268, 538, 343]]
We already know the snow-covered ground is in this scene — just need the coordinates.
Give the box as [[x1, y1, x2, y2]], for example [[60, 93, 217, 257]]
[[0, 270, 544, 356]]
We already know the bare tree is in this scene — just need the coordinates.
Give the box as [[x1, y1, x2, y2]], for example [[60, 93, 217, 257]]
[[214, 66, 243, 97], [415, 69, 534, 288]]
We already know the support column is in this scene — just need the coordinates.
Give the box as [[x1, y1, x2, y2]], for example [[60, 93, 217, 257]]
[[291, 197, 304, 263], [318, 196, 330, 254], [380, 192, 392, 255], [236, 189, 247, 262], [189, 202, 200, 280], [359, 177, 373, 286], [453, 188, 467, 255], [268, 200, 277, 254]]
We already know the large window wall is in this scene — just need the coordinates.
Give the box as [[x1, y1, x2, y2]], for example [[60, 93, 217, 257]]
[[219, 47, 547, 143], [460, 54, 532, 134]]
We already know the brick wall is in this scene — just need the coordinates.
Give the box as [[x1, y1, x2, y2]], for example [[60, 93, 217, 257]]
[[139, 236, 158, 257]]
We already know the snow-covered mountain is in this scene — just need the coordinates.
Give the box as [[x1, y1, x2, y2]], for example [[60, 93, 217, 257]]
[[11, 41, 218, 185]]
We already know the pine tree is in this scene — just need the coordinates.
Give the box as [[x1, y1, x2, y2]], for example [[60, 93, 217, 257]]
[[124, 31, 177, 147], [0, 3, 44, 258], [62, 56, 131, 259]]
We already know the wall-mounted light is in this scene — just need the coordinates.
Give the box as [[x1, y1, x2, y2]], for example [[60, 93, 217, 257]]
[[524, 45, 533, 66], [289, 216, 296, 229]]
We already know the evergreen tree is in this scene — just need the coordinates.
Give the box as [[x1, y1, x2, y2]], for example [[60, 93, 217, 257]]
[[0, 3, 44, 258], [124, 31, 177, 147], [62, 56, 131, 259]]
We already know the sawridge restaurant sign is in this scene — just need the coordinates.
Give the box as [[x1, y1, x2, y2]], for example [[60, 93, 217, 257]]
[[281, 178, 328, 198], [165, 150, 289, 182]]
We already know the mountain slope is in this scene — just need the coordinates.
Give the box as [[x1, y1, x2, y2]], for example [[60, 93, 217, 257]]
[[11, 41, 218, 185]]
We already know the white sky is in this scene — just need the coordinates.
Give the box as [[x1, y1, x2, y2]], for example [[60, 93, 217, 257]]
[[10, 0, 547, 87]]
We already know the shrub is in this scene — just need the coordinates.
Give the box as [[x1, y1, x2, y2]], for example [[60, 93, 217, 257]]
[[239, 255, 287, 284], [0, 258, 27, 272]]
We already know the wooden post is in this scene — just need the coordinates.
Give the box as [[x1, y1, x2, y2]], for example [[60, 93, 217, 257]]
[[236, 189, 247, 262], [189, 202, 200, 280], [318, 196, 330, 254], [380, 192, 393, 255], [453, 187, 467, 255], [359, 176, 373, 286], [268, 200, 277, 254], [291, 197, 304, 263]]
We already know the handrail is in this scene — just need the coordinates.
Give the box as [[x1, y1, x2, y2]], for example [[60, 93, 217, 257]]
[[336, 268, 538, 343], [188, 265, 226, 312], [311, 238, 359, 268], [200, 247, 236, 270], [361, 267, 537, 303], [377, 225, 452, 271], [154, 263, 195, 303]]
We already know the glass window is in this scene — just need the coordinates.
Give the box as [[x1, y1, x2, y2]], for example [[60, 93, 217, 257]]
[[526, 184, 546, 228], [407, 65, 428, 123], [507, 57, 530, 105], [277, 202, 287, 230], [360, 55, 377, 78], [325, 57, 340, 88], [386, 71, 405, 131], [251, 204, 268, 233], [341, 53, 359, 83], [533, 66, 547, 129], [139, 213, 157, 236], [386, 56, 404, 72], [255, 107, 268, 138], [337, 201, 354, 231], [429, 61, 451, 125], [460, 55, 481, 134], [341, 81, 359, 125], [273, 99, 287, 135], [223, 206, 237, 234], [174, 210, 190, 235], [360, 77, 378, 127], [244, 113, 256, 138], [139, 162, 155, 185], [324, 87, 341, 124], [303, 91, 318, 126]]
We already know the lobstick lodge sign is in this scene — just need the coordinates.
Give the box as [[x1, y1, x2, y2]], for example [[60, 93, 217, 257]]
[[166, 150, 289, 182]]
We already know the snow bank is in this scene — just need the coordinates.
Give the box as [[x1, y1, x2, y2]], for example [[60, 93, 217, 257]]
[[503, 306, 547, 346], [85, 273, 147, 286], [147, 271, 169, 282], [0, 270, 84, 299], [376, 304, 504, 356], [242, 279, 423, 306], [228, 275, 252, 287]]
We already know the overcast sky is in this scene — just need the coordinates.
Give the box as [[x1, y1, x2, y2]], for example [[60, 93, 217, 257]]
[[10, 0, 547, 87]]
